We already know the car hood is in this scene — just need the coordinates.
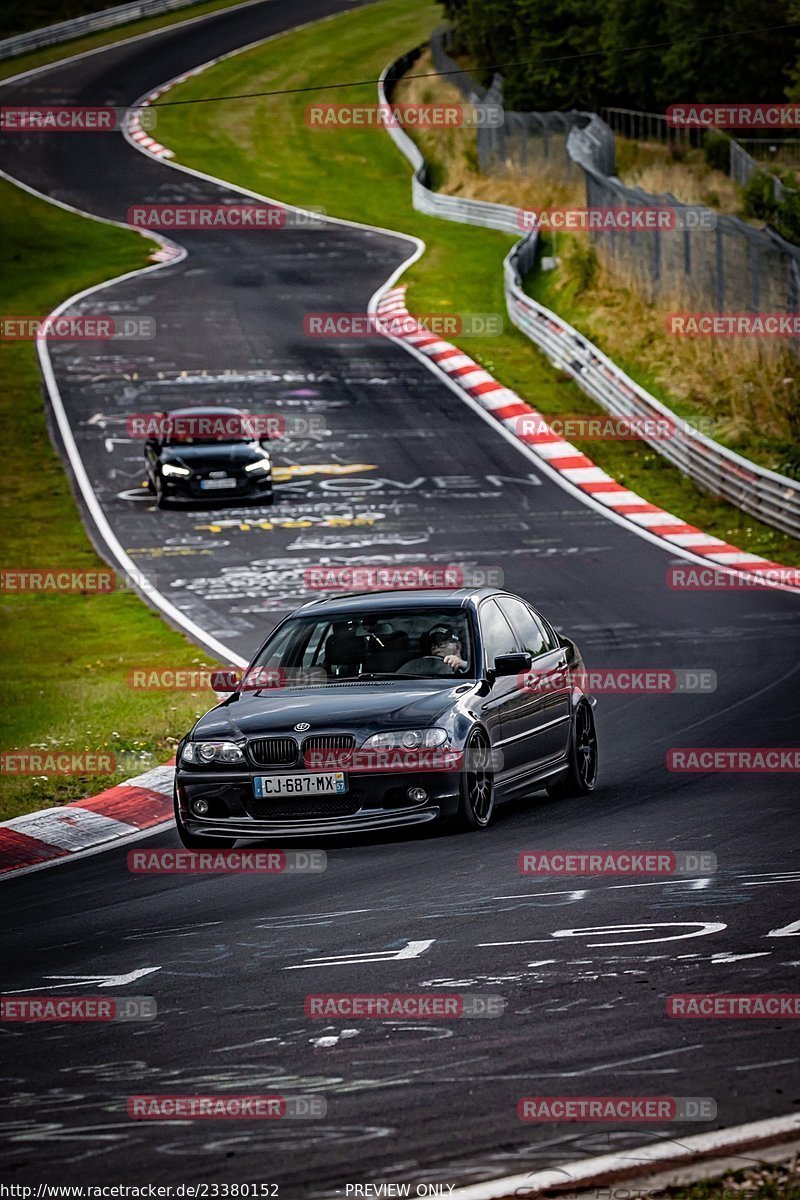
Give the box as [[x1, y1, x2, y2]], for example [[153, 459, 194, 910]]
[[192, 680, 474, 739], [161, 443, 267, 470]]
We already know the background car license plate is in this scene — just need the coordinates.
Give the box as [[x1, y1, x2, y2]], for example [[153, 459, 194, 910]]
[[253, 772, 347, 798], [200, 478, 237, 490]]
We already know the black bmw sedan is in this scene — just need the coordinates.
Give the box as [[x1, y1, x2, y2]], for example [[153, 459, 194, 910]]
[[144, 406, 273, 506], [174, 588, 598, 845]]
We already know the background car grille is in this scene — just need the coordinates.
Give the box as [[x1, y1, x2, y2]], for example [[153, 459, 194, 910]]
[[245, 795, 361, 820], [247, 737, 297, 767]]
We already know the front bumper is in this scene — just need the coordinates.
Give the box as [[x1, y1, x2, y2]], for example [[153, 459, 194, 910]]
[[162, 474, 272, 502], [175, 768, 460, 838]]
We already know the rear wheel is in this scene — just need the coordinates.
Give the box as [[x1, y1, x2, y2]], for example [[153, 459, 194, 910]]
[[174, 789, 237, 848], [547, 701, 598, 799], [457, 728, 495, 830]]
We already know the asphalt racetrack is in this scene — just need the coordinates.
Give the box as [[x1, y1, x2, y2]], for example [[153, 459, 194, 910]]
[[1, 1, 799, 1191]]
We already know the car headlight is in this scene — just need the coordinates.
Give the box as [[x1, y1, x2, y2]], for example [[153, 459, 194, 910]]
[[182, 740, 244, 765], [244, 457, 271, 473], [161, 462, 191, 477], [361, 728, 448, 750]]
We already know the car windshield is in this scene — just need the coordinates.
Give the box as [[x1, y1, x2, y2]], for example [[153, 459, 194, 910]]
[[246, 609, 474, 683], [163, 413, 257, 446]]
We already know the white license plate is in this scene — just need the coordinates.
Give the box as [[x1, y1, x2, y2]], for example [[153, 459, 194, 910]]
[[200, 478, 237, 490], [253, 771, 347, 798]]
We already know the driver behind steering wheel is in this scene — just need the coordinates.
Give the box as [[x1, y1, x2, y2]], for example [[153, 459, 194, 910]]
[[400, 625, 468, 676]]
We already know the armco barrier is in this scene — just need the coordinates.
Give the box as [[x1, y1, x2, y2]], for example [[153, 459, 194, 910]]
[[0, 0, 210, 60], [380, 50, 800, 540]]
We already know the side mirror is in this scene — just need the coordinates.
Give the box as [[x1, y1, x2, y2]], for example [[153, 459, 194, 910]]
[[492, 652, 532, 677]]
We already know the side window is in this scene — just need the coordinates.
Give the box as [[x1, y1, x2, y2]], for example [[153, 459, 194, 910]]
[[538, 614, 561, 653], [497, 598, 556, 656], [479, 600, 518, 667]]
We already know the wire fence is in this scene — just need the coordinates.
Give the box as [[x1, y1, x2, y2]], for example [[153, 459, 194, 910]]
[[430, 29, 800, 332], [602, 108, 794, 200]]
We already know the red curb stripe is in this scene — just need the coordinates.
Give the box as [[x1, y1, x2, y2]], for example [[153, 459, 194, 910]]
[[404, 335, 441, 349], [548, 455, 596, 470], [579, 481, 633, 494], [429, 348, 463, 362], [655, 524, 700, 536], [494, 403, 535, 421], [449, 364, 482, 377], [615, 503, 663, 514], [79, 785, 172, 828], [470, 380, 505, 395], [0, 829, 69, 872]]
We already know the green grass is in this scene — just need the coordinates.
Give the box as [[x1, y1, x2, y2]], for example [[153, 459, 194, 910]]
[[0, 0, 256, 81], [0, 182, 224, 820], [151, 0, 799, 566]]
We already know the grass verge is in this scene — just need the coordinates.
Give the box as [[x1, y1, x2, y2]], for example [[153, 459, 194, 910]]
[[150, 0, 799, 564], [0, 183, 223, 820]]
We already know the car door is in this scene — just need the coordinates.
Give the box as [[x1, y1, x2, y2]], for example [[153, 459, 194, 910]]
[[477, 598, 528, 784], [496, 597, 572, 765]]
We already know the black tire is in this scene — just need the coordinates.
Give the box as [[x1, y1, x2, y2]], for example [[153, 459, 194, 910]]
[[547, 701, 598, 799], [174, 790, 237, 848], [155, 477, 166, 509], [457, 728, 495, 830]]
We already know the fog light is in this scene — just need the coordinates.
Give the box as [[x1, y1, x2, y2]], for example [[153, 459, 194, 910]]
[[192, 798, 209, 815], [407, 787, 427, 803]]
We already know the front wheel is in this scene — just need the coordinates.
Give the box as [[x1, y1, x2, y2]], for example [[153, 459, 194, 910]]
[[174, 790, 237, 848], [547, 701, 598, 799], [457, 728, 495, 830]]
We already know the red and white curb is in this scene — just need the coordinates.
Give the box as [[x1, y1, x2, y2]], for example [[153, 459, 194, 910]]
[[126, 66, 209, 162], [449, 1112, 800, 1199], [376, 287, 796, 585], [0, 762, 174, 879]]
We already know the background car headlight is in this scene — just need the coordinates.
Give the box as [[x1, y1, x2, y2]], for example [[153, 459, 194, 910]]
[[182, 741, 244, 765], [361, 728, 448, 751], [161, 462, 191, 477], [244, 458, 271, 473]]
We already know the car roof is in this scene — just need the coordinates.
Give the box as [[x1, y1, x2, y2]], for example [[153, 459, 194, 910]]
[[296, 588, 508, 615]]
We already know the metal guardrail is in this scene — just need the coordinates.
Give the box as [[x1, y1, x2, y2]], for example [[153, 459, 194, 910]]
[[380, 50, 800, 540], [0, 0, 209, 60]]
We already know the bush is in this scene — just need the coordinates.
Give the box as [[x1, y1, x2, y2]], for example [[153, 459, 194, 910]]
[[703, 130, 731, 173], [773, 188, 800, 245], [741, 170, 800, 245], [742, 170, 779, 221]]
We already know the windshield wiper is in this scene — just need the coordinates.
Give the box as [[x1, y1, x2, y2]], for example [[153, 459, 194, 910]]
[[327, 673, 415, 681]]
